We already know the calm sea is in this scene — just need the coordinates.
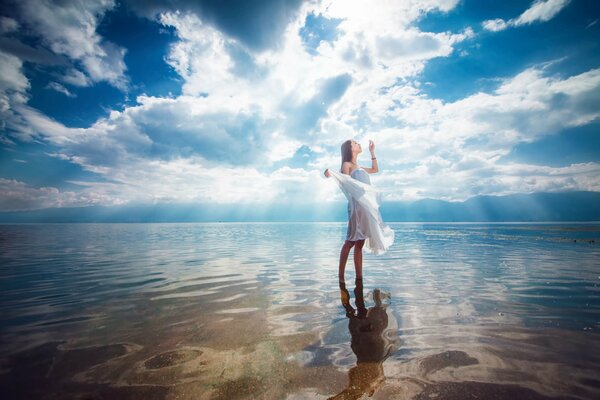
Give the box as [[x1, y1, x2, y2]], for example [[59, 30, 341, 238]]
[[0, 223, 599, 399]]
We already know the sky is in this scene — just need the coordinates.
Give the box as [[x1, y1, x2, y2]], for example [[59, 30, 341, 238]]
[[0, 0, 599, 214]]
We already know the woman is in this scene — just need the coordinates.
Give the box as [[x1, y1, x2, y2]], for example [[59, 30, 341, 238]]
[[324, 139, 394, 282]]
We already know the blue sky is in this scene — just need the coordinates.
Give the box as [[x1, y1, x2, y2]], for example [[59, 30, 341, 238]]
[[0, 0, 599, 212]]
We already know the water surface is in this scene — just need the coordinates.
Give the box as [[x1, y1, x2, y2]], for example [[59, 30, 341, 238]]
[[0, 223, 598, 399]]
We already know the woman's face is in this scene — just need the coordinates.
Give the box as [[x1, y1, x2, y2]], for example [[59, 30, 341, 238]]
[[351, 140, 362, 154]]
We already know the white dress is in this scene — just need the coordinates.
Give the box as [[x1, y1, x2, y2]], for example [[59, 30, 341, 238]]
[[329, 167, 394, 255]]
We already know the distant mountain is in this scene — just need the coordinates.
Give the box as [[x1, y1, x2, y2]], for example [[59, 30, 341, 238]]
[[0, 191, 599, 223], [380, 191, 600, 222]]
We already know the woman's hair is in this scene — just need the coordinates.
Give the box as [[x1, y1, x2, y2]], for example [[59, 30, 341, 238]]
[[340, 139, 352, 172]]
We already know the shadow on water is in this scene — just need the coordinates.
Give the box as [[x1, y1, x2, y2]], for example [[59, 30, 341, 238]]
[[328, 279, 400, 399]]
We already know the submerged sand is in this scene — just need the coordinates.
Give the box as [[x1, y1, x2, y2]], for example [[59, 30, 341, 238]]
[[1, 223, 599, 399], [1, 278, 597, 399]]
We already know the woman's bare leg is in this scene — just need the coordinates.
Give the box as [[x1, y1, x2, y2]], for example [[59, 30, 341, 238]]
[[339, 240, 355, 282], [354, 239, 365, 279]]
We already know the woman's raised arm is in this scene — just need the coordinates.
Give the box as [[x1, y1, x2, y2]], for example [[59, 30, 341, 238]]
[[362, 140, 379, 173]]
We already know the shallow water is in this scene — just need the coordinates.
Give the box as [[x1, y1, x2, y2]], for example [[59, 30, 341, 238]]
[[0, 222, 599, 399]]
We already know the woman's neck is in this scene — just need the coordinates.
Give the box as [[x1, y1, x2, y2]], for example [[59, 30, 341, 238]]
[[351, 154, 358, 164]]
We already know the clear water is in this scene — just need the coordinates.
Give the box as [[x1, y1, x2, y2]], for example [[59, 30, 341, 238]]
[[0, 223, 599, 399]]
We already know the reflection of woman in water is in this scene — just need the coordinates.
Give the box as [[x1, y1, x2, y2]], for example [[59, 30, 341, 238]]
[[324, 140, 394, 282], [329, 280, 399, 399]]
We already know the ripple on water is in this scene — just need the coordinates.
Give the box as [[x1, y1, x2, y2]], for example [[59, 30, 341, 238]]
[[0, 223, 598, 399]]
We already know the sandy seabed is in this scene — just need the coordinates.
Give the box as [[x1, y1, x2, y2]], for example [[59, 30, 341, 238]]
[[1, 222, 598, 399]]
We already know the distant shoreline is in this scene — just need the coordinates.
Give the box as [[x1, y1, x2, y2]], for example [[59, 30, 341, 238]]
[[1, 191, 599, 223], [1, 221, 600, 225]]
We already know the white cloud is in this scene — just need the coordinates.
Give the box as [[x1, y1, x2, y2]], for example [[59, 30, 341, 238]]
[[154, 1, 472, 124], [513, 0, 570, 26], [483, 0, 570, 32], [15, 0, 128, 89], [354, 66, 600, 200], [0, 159, 340, 211], [315, 0, 460, 34], [0, 16, 19, 34], [281, 5, 473, 145], [482, 18, 508, 32], [13, 62, 597, 206], [268, 133, 303, 163], [45, 82, 76, 98], [61, 68, 92, 87], [160, 12, 236, 97], [67, 157, 282, 204], [0, 178, 112, 211], [0, 51, 29, 95], [0, 50, 31, 141], [367, 159, 600, 202], [1, 0, 598, 210]]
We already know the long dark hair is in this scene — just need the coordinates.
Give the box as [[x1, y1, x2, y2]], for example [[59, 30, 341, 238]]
[[340, 139, 352, 172]]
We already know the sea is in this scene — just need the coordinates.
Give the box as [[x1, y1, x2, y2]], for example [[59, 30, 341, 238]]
[[0, 222, 598, 399]]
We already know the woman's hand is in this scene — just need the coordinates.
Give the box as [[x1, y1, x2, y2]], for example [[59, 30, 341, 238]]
[[369, 140, 375, 155], [324, 168, 331, 178]]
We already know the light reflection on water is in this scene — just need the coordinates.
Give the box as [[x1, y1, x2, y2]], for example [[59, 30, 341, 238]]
[[0, 222, 599, 399]]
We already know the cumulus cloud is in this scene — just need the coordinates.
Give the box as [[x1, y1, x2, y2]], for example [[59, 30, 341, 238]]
[[61, 68, 92, 87], [1, 0, 598, 211], [12, 0, 128, 89], [0, 160, 338, 211], [375, 161, 600, 202], [124, 0, 304, 51], [482, 0, 570, 32], [159, 11, 238, 97], [0, 50, 31, 141], [0, 178, 112, 211], [352, 66, 600, 200], [481, 19, 508, 32], [146, 1, 470, 133], [47, 1, 472, 169], [18, 65, 597, 205], [0, 51, 29, 95]]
